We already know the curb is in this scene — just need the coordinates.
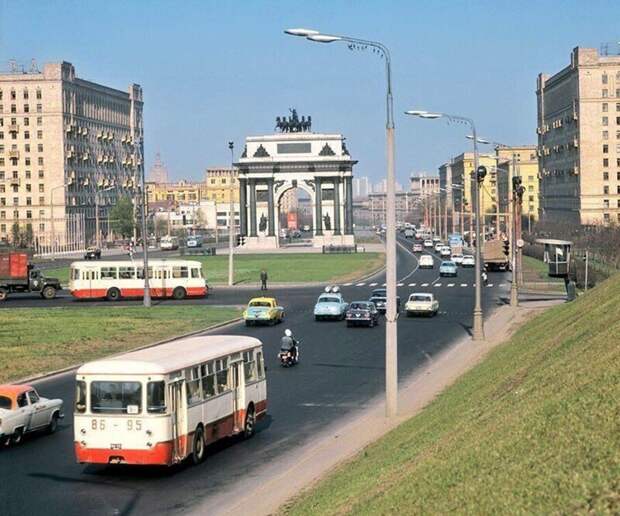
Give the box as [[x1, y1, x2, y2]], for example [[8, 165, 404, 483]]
[[17, 316, 243, 385]]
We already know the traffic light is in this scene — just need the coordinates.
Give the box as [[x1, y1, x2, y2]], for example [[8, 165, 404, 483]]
[[236, 235, 246, 246], [512, 175, 522, 190], [503, 239, 510, 256], [476, 165, 487, 183]]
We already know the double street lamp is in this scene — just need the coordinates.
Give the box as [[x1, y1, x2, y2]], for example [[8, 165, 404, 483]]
[[285, 28, 399, 417], [405, 110, 484, 341]]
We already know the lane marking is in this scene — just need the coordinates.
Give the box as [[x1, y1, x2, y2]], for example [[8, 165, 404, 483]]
[[487, 283, 494, 287], [369, 282, 378, 287], [421, 283, 429, 287], [409, 282, 416, 287], [343, 283, 352, 286], [447, 283, 455, 287], [434, 283, 442, 287], [382, 283, 387, 286], [397, 283, 404, 287], [356, 282, 366, 287], [460, 283, 468, 287]]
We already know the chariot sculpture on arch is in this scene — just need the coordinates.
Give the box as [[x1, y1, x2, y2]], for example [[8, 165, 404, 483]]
[[275, 108, 312, 133]]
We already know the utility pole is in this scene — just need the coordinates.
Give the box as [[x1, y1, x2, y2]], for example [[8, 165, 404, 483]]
[[228, 141, 235, 287], [584, 249, 589, 291]]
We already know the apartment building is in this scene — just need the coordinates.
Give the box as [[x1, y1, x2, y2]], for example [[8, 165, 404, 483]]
[[537, 46, 620, 225], [0, 61, 143, 246], [203, 167, 239, 203], [369, 191, 417, 225]]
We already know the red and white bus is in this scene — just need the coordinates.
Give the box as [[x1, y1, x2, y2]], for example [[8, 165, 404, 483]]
[[74, 335, 267, 466], [69, 259, 207, 301]]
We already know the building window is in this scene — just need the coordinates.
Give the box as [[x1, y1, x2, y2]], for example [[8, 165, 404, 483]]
[[603, 213, 610, 222], [26, 184, 31, 192], [38, 196, 44, 205], [38, 184, 44, 193], [23, 90, 28, 100], [24, 104, 29, 113], [26, 198, 31, 206], [36, 117, 42, 126], [36, 89, 41, 100], [602, 74, 608, 84], [603, 116, 609, 126], [38, 170, 44, 178], [603, 144, 609, 153], [603, 130, 609, 139], [602, 89, 609, 98], [24, 117, 29, 126], [37, 130, 42, 139], [10, 104, 16, 113], [37, 144, 43, 152], [604, 158, 609, 167], [37, 157, 43, 166], [24, 130, 29, 140], [604, 172, 609, 180], [25, 170, 31, 179], [26, 210, 32, 219], [36, 104, 42, 113], [604, 186, 609, 195], [603, 103, 608, 112], [10, 90, 15, 100]]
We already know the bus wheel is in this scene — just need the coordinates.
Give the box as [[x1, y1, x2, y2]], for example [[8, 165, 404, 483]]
[[106, 288, 121, 301], [172, 287, 186, 300], [0, 288, 7, 302], [243, 406, 256, 439], [191, 426, 205, 464], [41, 285, 56, 300]]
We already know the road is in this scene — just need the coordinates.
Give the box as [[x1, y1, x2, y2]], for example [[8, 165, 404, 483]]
[[0, 237, 510, 516]]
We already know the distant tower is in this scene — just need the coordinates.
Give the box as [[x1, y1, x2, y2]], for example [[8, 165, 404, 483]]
[[148, 153, 169, 183]]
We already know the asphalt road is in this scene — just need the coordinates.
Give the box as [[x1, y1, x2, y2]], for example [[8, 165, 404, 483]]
[[0, 237, 510, 516]]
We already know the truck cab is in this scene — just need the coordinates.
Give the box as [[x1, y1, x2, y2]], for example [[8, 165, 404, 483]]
[[0, 252, 61, 301]]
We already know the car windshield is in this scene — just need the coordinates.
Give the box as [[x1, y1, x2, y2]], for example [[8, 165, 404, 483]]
[[410, 294, 432, 302], [442, 262, 455, 267], [453, 255, 463, 258], [372, 290, 386, 297], [249, 301, 272, 307], [350, 302, 369, 310], [318, 297, 340, 303], [90, 381, 142, 414], [0, 395, 12, 409]]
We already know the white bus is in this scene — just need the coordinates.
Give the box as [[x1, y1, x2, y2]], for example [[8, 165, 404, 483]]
[[69, 259, 208, 301], [74, 335, 266, 466]]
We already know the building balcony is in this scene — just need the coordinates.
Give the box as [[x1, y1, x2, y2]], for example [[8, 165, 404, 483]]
[[8, 150, 20, 159], [9, 177, 20, 186], [8, 124, 19, 133]]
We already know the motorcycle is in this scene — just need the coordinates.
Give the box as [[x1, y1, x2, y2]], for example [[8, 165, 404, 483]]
[[278, 343, 300, 367]]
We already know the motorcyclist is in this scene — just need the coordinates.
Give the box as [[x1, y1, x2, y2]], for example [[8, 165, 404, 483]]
[[280, 329, 299, 363]]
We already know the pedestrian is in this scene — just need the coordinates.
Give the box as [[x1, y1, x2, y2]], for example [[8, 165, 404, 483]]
[[482, 270, 488, 286], [260, 269, 268, 291]]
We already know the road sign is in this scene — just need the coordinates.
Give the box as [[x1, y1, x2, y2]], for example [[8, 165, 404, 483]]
[[516, 238, 524, 248]]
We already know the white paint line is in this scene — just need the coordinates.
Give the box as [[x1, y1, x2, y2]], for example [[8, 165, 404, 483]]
[[343, 283, 352, 287], [356, 283, 366, 287], [421, 283, 429, 287], [434, 283, 442, 287], [487, 283, 494, 287], [409, 283, 416, 287], [447, 283, 455, 287], [397, 283, 404, 287], [460, 283, 468, 287], [369, 282, 378, 287]]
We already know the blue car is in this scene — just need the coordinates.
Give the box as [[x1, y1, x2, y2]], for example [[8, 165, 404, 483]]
[[314, 286, 348, 321], [439, 261, 458, 277]]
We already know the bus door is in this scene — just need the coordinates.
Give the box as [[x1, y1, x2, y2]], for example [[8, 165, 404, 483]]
[[168, 378, 186, 462], [229, 359, 245, 432]]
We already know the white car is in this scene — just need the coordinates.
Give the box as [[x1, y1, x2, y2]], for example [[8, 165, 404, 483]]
[[452, 254, 464, 265], [434, 242, 444, 252], [412, 243, 423, 253], [0, 385, 64, 446], [419, 255, 434, 268], [423, 239, 433, 248], [462, 255, 475, 267], [405, 293, 439, 317], [439, 246, 451, 258]]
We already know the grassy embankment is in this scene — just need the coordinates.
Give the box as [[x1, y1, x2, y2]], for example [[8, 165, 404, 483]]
[[0, 306, 239, 382], [45, 252, 384, 286], [521, 255, 565, 293], [283, 273, 620, 515]]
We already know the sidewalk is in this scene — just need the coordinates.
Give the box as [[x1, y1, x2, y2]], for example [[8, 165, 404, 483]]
[[209, 298, 563, 516]]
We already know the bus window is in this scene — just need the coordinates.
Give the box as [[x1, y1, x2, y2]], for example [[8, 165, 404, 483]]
[[256, 351, 265, 379], [191, 268, 200, 278], [71, 268, 80, 280], [147, 381, 166, 413], [101, 267, 118, 280], [202, 373, 216, 398], [243, 350, 257, 382], [215, 360, 229, 392], [119, 266, 135, 279], [75, 381, 86, 413], [172, 266, 188, 279], [186, 378, 201, 405], [90, 381, 142, 414]]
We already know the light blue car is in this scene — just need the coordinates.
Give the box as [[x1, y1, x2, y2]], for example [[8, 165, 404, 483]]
[[439, 261, 458, 277], [314, 286, 348, 321]]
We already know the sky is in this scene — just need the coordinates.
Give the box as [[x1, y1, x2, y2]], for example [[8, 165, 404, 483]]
[[1, 0, 619, 186]]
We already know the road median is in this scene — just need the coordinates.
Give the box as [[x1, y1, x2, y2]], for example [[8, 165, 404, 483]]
[[0, 306, 241, 383]]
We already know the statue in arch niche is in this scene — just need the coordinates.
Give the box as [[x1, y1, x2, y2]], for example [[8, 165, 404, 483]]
[[323, 213, 331, 231], [259, 214, 268, 232]]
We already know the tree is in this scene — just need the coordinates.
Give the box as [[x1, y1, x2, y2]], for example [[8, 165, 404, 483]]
[[11, 223, 21, 247], [23, 224, 34, 247], [109, 197, 135, 239]]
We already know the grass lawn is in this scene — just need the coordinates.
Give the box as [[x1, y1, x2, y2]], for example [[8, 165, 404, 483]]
[[283, 273, 620, 515], [44, 252, 384, 286], [0, 306, 240, 383]]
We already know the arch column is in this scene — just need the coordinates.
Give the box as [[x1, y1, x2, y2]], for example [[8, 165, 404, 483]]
[[249, 179, 257, 237], [345, 176, 354, 234], [239, 177, 247, 236], [267, 179, 275, 237], [314, 177, 323, 236], [333, 177, 341, 235]]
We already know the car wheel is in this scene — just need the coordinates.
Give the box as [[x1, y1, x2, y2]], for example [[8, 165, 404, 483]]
[[243, 406, 256, 439], [172, 286, 186, 300], [0, 288, 8, 302], [245, 320, 252, 327], [315, 315, 320, 322], [46, 413, 59, 435], [369, 318, 374, 328], [346, 321, 352, 327], [191, 426, 206, 464], [106, 288, 121, 302], [10, 428, 24, 446], [42, 285, 57, 300], [280, 312, 285, 323]]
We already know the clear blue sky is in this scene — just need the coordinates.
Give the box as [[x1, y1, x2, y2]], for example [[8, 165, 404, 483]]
[[1, 0, 619, 186]]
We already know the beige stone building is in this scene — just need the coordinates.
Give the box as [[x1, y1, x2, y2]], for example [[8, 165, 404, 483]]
[[0, 61, 143, 248], [537, 46, 620, 225], [495, 146, 539, 225], [203, 167, 239, 203]]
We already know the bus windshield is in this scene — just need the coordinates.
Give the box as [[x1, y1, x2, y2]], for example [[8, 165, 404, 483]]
[[90, 381, 142, 414]]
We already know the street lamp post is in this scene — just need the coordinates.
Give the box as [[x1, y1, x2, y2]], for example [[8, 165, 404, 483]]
[[286, 28, 399, 417], [405, 110, 484, 340], [135, 136, 151, 308], [49, 183, 69, 259], [95, 186, 115, 249], [228, 141, 235, 287]]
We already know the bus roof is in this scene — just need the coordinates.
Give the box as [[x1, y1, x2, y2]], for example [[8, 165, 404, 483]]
[[76, 335, 262, 376], [69, 259, 202, 268]]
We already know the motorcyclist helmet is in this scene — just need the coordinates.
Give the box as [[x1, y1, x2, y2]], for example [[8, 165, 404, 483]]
[[284, 329, 292, 337]]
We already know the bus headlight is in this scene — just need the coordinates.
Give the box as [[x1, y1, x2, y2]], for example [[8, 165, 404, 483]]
[[80, 440, 87, 447], [146, 430, 152, 436], [80, 428, 86, 435], [146, 442, 153, 448]]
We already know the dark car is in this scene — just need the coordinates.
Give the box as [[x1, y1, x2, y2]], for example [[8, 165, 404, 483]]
[[84, 247, 102, 260], [346, 301, 380, 327], [368, 288, 400, 314]]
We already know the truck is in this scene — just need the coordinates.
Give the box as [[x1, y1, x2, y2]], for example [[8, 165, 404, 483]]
[[482, 239, 510, 271], [448, 233, 464, 256], [0, 252, 61, 301]]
